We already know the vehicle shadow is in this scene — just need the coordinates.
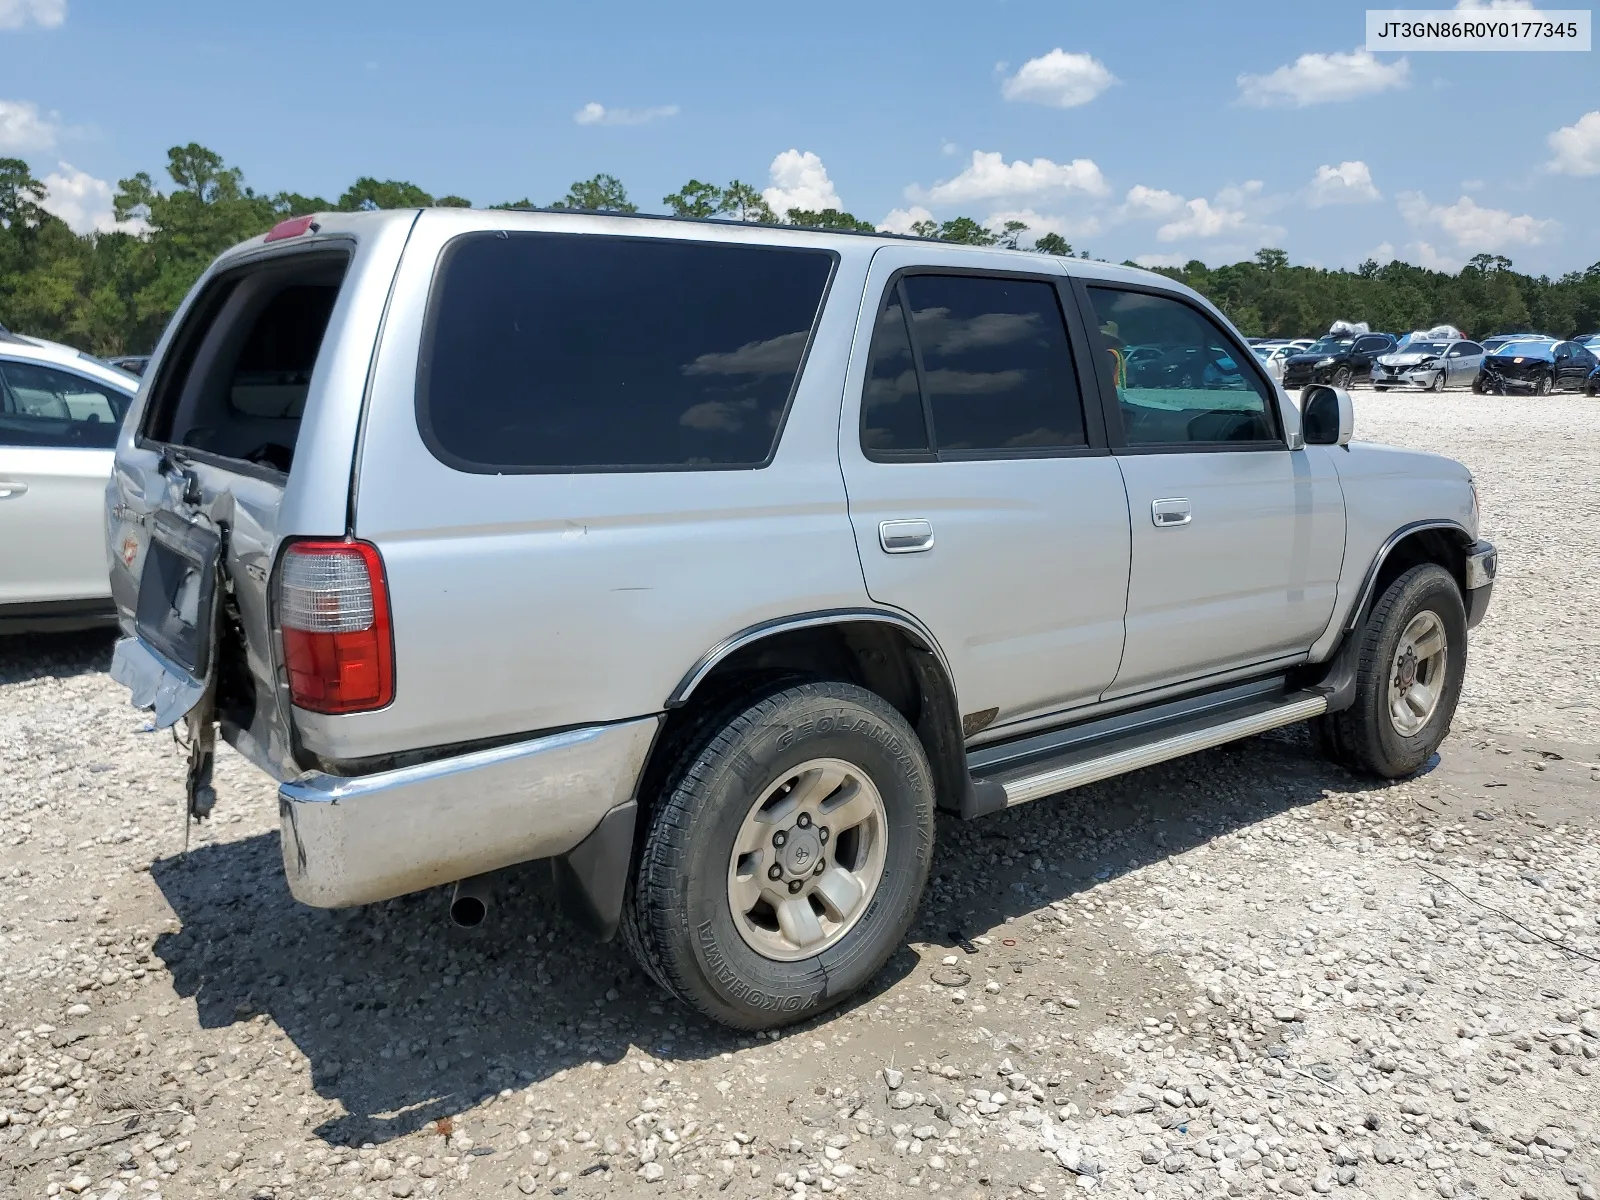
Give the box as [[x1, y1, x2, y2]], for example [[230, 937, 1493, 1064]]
[[146, 725, 1374, 1149], [0, 628, 116, 684]]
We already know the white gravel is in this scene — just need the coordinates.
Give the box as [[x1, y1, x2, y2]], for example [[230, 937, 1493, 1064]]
[[2, 395, 1597, 1200]]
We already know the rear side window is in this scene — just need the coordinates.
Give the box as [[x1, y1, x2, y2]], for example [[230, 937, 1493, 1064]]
[[418, 233, 836, 472], [860, 273, 1087, 460], [0, 361, 131, 449]]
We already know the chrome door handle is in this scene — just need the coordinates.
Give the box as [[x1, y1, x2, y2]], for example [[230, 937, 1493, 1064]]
[[1151, 497, 1191, 527], [0, 480, 28, 500], [879, 519, 934, 554]]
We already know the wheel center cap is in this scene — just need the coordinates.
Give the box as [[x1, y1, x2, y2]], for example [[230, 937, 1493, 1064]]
[[781, 829, 821, 876], [1396, 649, 1418, 691]]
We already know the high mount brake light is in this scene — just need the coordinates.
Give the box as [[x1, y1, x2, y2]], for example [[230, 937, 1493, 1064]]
[[264, 215, 320, 243], [278, 540, 394, 714]]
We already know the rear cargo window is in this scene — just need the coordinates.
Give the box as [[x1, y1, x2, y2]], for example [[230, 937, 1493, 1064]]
[[142, 251, 349, 475], [417, 232, 835, 472]]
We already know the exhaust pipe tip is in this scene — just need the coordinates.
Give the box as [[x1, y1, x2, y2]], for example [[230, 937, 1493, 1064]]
[[449, 875, 493, 928]]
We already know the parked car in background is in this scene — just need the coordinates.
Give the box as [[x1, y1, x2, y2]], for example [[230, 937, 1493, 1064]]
[[1479, 333, 1554, 355], [1474, 339, 1598, 395], [108, 355, 151, 376], [1, 330, 139, 631], [1282, 332, 1397, 389], [104, 208, 1494, 1029], [1373, 339, 1484, 392], [1252, 342, 1296, 383]]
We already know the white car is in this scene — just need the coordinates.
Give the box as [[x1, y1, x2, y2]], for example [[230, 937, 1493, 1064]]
[[1251, 343, 1296, 383], [1372, 339, 1484, 392], [0, 332, 139, 632]]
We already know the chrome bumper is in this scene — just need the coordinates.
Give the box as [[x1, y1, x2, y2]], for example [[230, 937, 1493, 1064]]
[[278, 716, 661, 907], [1465, 539, 1496, 629]]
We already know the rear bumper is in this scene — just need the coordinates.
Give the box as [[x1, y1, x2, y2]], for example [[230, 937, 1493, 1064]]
[[278, 716, 661, 907], [1465, 540, 1496, 630]]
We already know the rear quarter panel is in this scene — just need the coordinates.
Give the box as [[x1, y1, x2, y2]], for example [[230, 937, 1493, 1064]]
[[316, 211, 876, 761]]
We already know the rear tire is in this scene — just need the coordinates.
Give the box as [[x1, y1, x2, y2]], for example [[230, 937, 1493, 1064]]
[[623, 680, 935, 1029], [1314, 564, 1467, 779]]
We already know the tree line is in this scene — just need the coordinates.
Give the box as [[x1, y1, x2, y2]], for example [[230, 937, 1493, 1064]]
[[1, 144, 1596, 356]]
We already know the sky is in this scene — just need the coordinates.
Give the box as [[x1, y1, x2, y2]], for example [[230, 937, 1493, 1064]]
[[2, 0, 1597, 275]]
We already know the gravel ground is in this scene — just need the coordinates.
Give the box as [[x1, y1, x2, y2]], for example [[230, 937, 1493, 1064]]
[[3, 395, 1598, 1200]]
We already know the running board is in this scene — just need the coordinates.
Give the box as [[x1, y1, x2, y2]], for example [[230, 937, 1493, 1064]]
[[969, 690, 1328, 810]]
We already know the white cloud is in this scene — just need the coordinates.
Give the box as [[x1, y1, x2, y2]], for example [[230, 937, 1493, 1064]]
[[1367, 241, 1396, 264], [1214, 179, 1266, 207], [1238, 48, 1409, 107], [1122, 184, 1185, 217], [984, 207, 1100, 242], [0, 0, 65, 30], [1413, 241, 1462, 272], [39, 162, 146, 235], [1307, 161, 1381, 207], [572, 101, 678, 127], [1157, 197, 1250, 242], [1546, 110, 1600, 176], [762, 149, 842, 217], [1398, 191, 1559, 250], [1133, 252, 1189, 269], [1000, 49, 1117, 108], [911, 149, 1109, 205], [877, 205, 934, 235], [0, 98, 57, 150], [940, 140, 958, 156]]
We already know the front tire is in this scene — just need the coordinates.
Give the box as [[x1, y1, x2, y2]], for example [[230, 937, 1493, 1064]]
[[1430, 370, 1446, 393], [1536, 373, 1553, 396], [623, 680, 934, 1029], [1315, 564, 1467, 779], [1332, 366, 1354, 389]]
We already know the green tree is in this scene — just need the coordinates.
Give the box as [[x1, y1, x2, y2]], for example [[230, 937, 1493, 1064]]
[[908, 218, 939, 238], [551, 174, 636, 213], [785, 208, 875, 232], [1033, 232, 1073, 256], [934, 216, 997, 245], [337, 178, 434, 211], [719, 180, 775, 223], [1255, 247, 1289, 271], [434, 195, 473, 208], [662, 179, 723, 219], [994, 220, 1029, 250], [489, 198, 535, 210]]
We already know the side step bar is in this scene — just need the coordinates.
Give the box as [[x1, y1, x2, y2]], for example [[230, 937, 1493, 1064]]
[[969, 689, 1328, 811]]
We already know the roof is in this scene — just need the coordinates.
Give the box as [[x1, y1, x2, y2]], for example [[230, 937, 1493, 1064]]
[[0, 333, 140, 393]]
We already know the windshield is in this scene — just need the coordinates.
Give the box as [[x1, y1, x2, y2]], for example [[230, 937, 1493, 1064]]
[[1306, 338, 1353, 356], [1493, 342, 1553, 359], [1404, 342, 1449, 355]]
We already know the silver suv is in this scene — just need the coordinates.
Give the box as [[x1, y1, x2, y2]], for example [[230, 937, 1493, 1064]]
[[107, 209, 1496, 1029]]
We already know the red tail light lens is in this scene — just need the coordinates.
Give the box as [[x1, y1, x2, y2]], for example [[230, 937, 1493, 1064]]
[[277, 540, 394, 714]]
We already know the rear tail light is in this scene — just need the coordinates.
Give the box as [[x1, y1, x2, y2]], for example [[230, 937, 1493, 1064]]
[[277, 540, 394, 714]]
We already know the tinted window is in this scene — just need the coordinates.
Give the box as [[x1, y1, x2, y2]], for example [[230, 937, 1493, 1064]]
[[0, 360, 131, 449], [1085, 287, 1276, 446], [860, 289, 929, 456], [1354, 336, 1391, 354], [420, 233, 834, 471], [899, 274, 1085, 453], [1459, 342, 1482, 355]]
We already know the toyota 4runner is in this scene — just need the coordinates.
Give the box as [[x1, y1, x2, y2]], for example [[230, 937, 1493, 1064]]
[[107, 208, 1496, 1029]]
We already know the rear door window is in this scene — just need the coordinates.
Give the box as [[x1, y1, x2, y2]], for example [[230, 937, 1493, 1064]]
[[0, 360, 131, 449], [418, 233, 836, 472], [860, 273, 1087, 460]]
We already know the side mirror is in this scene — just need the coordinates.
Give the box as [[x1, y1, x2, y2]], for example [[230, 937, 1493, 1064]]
[[1301, 384, 1354, 447]]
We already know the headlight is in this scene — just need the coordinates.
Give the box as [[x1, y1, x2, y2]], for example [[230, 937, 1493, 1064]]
[[1316, 357, 1335, 367]]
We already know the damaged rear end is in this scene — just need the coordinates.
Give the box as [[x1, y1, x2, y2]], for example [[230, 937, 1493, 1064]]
[[107, 211, 419, 810]]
